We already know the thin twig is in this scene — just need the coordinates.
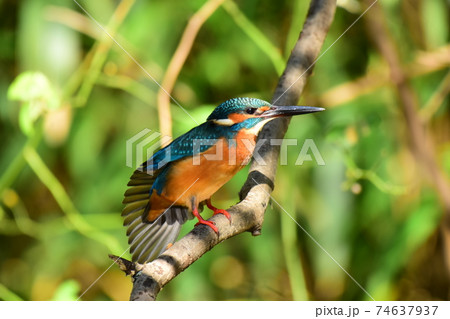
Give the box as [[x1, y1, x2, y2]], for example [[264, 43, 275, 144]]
[[320, 45, 450, 108], [96, 74, 155, 105], [73, 0, 136, 107], [419, 70, 450, 122], [23, 145, 123, 253], [156, 0, 226, 140], [44, 6, 102, 40], [222, 0, 285, 75]]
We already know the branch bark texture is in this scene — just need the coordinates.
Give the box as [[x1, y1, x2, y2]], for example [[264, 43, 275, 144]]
[[119, 0, 337, 301]]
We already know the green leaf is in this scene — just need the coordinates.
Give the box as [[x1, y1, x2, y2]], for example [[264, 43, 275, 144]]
[[8, 71, 60, 108], [8, 71, 61, 135], [0, 282, 23, 301], [8, 71, 52, 102], [51, 280, 81, 301]]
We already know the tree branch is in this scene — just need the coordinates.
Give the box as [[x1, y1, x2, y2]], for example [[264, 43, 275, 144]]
[[113, 0, 337, 301]]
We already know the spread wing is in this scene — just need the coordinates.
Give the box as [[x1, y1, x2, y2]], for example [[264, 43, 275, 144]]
[[122, 169, 193, 263], [122, 122, 219, 263]]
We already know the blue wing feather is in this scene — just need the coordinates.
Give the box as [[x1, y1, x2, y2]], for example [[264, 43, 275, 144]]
[[140, 121, 236, 194], [140, 122, 237, 172]]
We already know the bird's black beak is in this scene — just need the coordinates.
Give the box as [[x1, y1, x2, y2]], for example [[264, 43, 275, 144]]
[[260, 105, 325, 118]]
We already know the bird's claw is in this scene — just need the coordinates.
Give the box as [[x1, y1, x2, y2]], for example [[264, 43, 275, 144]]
[[206, 200, 232, 224], [195, 219, 218, 233], [213, 209, 232, 224]]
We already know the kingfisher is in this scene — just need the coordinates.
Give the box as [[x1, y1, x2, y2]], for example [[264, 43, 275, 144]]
[[122, 97, 323, 263]]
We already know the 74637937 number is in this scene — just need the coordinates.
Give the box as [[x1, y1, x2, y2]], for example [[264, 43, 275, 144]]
[[376, 306, 438, 316]]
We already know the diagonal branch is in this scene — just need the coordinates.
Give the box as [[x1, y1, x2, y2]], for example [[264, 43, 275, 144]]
[[113, 0, 337, 301]]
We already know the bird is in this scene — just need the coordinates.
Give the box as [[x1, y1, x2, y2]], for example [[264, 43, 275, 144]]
[[122, 97, 324, 263]]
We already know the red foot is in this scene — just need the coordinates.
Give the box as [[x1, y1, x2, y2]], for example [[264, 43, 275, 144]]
[[192, 206, 218, 233], [206, 199, 232, 222]]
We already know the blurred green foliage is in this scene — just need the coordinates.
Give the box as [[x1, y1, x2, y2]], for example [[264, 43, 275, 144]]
[[0, 0, 449, 301]]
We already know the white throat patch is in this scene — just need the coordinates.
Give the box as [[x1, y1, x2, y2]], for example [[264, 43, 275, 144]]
[[245, 118, 274, 135], [213, 118, 235, 126]]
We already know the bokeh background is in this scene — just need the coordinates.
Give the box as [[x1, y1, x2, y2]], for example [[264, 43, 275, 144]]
[[1, 0, 449, 301]]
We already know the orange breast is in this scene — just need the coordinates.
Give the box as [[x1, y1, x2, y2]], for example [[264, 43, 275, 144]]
[[146, 133, 257, 221]]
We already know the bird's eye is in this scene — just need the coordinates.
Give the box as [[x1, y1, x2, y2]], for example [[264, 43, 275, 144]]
[[245, 107, 257, 115]]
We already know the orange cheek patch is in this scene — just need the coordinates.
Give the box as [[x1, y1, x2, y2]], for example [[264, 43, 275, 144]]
[[228, 113, 248, 123]]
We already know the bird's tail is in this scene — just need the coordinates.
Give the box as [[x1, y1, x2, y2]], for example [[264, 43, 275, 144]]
[[122, 169, 192, 264]]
